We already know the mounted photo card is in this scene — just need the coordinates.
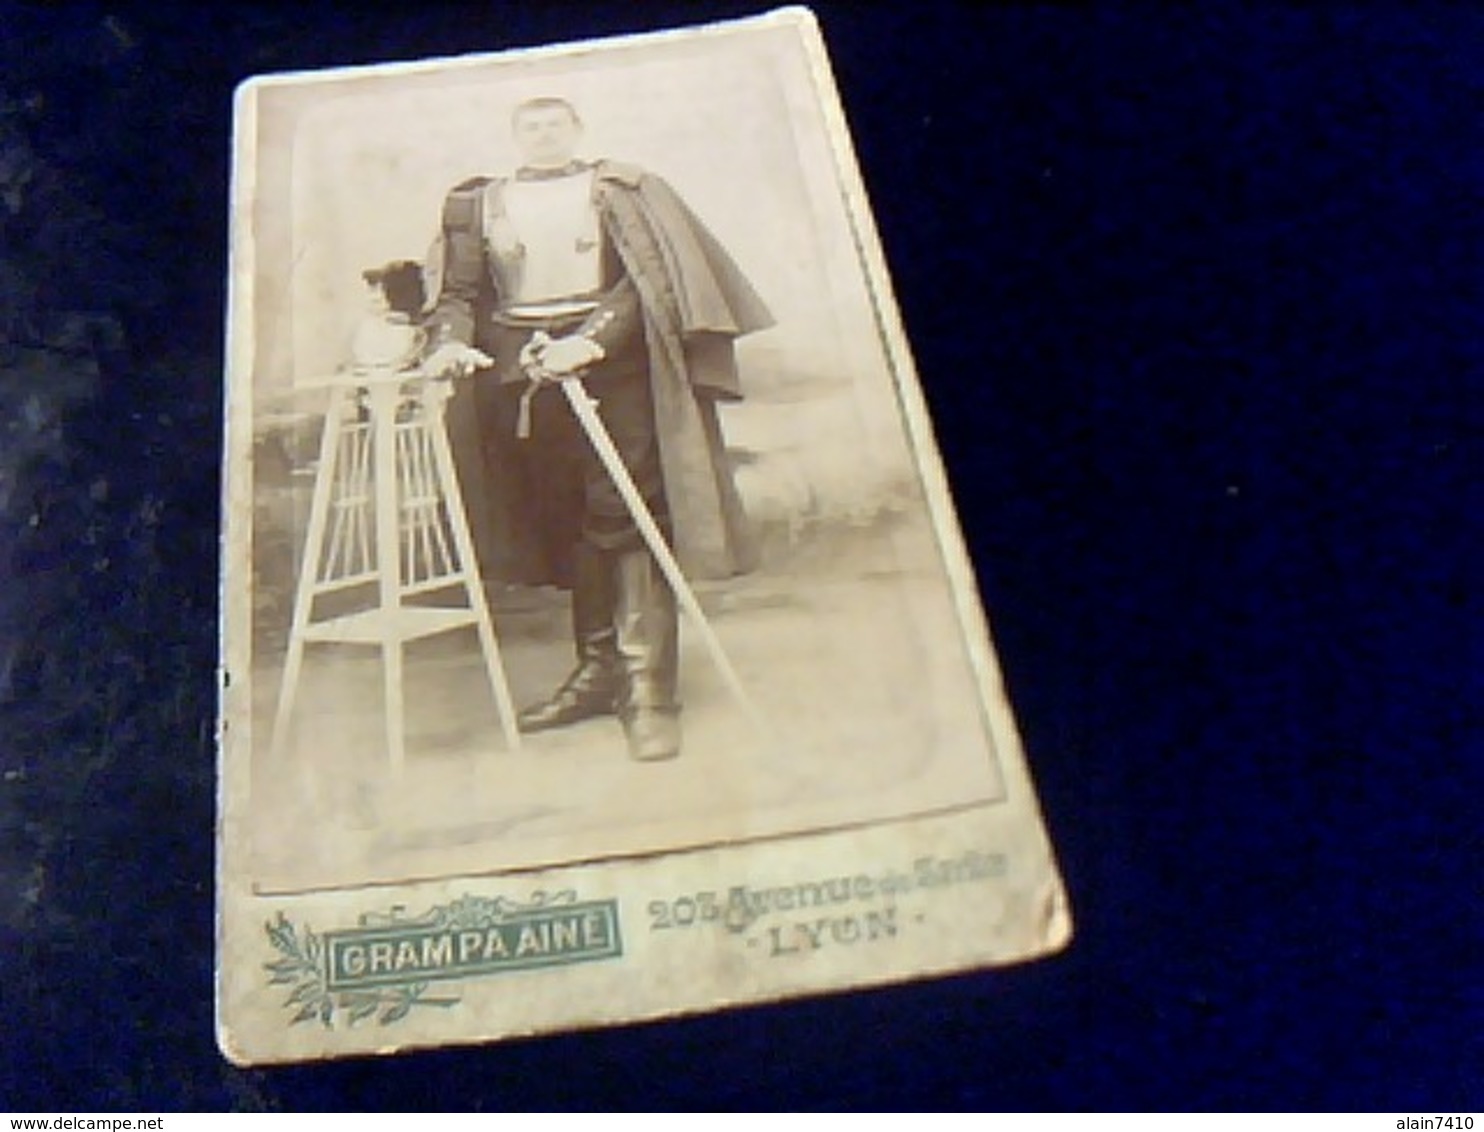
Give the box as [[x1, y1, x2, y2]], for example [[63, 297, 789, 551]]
[[217, 6, 1070, 1064]]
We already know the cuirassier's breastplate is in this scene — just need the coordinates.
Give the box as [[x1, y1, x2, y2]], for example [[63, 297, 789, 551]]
[[484, 169, 603, 313]]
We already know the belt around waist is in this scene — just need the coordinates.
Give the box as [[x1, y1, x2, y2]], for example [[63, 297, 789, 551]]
[[491, 299, 600, 329]]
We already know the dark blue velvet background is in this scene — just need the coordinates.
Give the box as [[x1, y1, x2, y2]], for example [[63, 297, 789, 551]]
[[0, 1, 1477, 1111]]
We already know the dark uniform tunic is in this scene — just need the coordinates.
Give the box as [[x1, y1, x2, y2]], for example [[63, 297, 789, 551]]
[[433, 162, 660, 584], [431, 159, 774, 589]]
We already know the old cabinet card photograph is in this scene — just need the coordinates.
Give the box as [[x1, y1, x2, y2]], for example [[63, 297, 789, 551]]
[[217, 6, 1071, 1065]]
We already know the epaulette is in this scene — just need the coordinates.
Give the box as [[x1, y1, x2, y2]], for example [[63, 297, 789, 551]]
[[442, 176, 493, 232], [594, 160, 645, 188]]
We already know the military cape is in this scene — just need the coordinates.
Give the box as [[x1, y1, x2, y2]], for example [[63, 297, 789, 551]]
[[433, 161, 774, 586]]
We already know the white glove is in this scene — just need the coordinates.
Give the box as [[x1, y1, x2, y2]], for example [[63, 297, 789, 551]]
[[533, 333, 604, 377], [424, 341, 492, 378]]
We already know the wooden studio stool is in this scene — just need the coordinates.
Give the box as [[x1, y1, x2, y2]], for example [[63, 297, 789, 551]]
[[267, 366, 522, 775]]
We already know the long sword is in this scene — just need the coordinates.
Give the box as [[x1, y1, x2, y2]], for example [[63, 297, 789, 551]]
[[555, 376, 770, 739]]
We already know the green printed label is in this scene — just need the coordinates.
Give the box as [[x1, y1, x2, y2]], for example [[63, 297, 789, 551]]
[[264, 890, 621, 1028], [324, 901, 621, 989]]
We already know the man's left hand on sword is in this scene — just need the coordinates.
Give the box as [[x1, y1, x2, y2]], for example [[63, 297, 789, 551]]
[[520, 330, 605, 382]]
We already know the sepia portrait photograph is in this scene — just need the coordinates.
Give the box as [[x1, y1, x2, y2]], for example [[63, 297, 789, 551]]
[[218, 9, 1066, 1062], [231, 13, 1013, 895]]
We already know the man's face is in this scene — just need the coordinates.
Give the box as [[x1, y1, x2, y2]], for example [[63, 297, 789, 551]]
[[513, 105, 581, 168]]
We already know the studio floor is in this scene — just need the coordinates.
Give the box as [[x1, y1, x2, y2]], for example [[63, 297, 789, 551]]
[[246, 510, 1006, 893]]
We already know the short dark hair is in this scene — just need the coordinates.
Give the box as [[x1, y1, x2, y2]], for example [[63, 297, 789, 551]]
[[511, 97, 582, 129]]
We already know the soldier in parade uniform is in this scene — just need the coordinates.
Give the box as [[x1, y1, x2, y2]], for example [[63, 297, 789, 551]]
[[424, 97, 773, 762]]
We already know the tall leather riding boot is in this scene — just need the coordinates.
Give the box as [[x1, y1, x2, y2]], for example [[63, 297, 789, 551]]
[[517, 543, 619, 732], [613, 547, 681, 761]]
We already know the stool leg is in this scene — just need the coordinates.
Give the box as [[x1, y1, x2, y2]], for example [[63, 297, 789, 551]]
[[270, 387, 347, 762], [367, 383, 408, 773]]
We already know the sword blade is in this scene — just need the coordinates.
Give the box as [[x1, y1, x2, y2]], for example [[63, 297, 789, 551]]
[[558, 377, 770, 739]]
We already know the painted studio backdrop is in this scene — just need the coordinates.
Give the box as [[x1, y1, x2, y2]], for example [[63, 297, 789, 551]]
[[241, 26, 1005, 892]]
